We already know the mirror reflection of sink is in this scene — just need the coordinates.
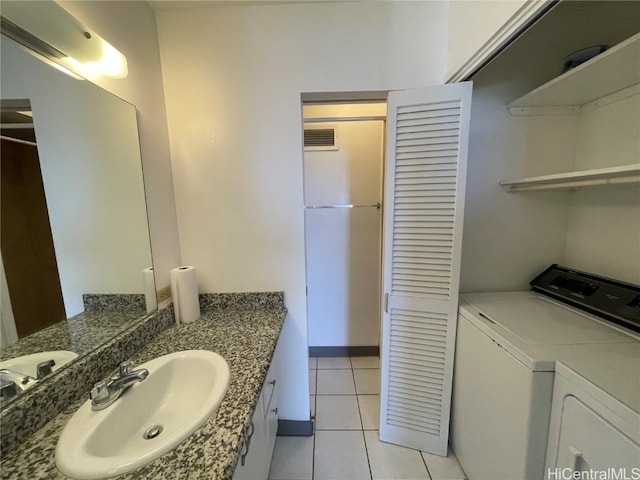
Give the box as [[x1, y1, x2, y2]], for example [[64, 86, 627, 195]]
[[55, 350, 230, 480], [0, 350, 78, 381]]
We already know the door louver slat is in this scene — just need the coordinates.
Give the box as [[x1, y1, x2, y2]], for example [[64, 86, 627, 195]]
[[385, 307, 448, 435], [390, 102, 460, 299], [389, 380, 446, 398], [381, 83, 471, 455], [391, 361, 447, 377]]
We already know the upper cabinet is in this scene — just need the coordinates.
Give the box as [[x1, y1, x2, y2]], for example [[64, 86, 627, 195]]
[[500, 32, 640, 192], [508, 33, 640, 114], [447, 1, 640, 193], [446, 0, 552, 82]]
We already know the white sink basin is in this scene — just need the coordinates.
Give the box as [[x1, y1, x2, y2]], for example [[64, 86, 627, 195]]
[[0, 350, 78, 380], [55, 350, 230, 479]]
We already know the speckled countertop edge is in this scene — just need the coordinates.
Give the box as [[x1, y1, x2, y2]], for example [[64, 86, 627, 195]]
[[0, 294, 286, 480], [1, 307, 148, 362]]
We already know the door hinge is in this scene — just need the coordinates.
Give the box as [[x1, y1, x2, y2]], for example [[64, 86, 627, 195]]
[[384, 293, 389, 313]]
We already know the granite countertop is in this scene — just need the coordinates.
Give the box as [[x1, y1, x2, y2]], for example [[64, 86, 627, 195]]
[[1, 303, 286, 480], [0, 308, 147, 362]]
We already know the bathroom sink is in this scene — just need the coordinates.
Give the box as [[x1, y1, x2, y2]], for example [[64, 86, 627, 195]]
[[0, 350, 78, 380], [55, 350, 230, 479]]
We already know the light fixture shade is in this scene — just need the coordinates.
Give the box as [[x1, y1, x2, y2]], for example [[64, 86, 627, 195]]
[[0, 0, 127, 79]]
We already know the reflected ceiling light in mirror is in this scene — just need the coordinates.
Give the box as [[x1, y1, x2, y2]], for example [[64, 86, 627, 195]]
[[63, 42, 128, 79], [0, 0, 128, 80]]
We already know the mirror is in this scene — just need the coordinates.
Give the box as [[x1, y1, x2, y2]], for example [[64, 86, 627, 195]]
[[0, 37, 155, 402]]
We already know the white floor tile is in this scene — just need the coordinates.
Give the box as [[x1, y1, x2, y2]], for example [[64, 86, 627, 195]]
[[354, 369, 380, 394], [350, 356, 380, 369], [358, 395, 380, 430], [317, 357, 352, 369], [310, 395, 316, 418], [316, 395, 362, 430], [309, 369, 316, 395], [316, 369, 356, 395], [364, 431, 430, 480], [421, 447, 467, 480], [309, 357, 318, 370], [314, 431, 371, 480], [268, 435, 314, 480]]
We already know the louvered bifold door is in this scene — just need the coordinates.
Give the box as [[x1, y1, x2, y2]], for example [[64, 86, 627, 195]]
[[380, 82, 472, 456]]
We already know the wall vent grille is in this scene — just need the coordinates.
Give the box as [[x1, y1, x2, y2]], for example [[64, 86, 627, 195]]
[[304, 127, 337, 150]]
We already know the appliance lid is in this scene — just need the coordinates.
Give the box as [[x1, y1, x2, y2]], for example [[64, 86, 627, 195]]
[[468, 294, 636, 346], [530, 264, 640, 333], [459, 291, 639, 371]]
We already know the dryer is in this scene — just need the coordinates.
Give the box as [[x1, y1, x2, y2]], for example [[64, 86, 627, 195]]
[[545, 359, 640, 477], [450, 265, 640, 480]]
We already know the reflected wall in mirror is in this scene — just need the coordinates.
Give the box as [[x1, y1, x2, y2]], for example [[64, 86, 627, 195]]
[[0, 37, 155, 401]]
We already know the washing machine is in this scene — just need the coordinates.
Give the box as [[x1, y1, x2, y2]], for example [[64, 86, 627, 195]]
[[450, 265, 640, 480]]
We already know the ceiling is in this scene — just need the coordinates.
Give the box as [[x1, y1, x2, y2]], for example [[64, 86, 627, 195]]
[[147, 0, 360, 12]]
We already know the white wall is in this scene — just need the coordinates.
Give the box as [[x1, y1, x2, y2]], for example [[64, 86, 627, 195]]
[[58, 1, 181, 291], [156, 1, 449, 421], [446, 0, 528, 80], [564, 94, 640, 284], [462, 91, 639, 290], [460, 47, 576, 292]]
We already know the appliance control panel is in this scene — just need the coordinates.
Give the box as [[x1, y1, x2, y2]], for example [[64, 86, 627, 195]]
[[531, 264, 640, 333]]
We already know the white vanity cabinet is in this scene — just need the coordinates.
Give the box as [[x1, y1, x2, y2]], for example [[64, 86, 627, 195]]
[[233, 360, 279, 480]]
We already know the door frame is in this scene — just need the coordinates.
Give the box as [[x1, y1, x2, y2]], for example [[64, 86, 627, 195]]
[[300, 92, 389, 355]]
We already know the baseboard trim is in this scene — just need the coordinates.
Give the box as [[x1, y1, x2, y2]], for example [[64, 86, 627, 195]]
[[308, 346, 379, 357], [277, 419, 314, 436]]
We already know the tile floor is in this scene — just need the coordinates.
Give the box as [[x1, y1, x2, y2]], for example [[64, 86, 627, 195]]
[[268, 356, 467, 480]]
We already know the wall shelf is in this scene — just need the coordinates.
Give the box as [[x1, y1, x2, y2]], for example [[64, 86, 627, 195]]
[[508, 32, 640, 115], [500, 164, 640, 192]]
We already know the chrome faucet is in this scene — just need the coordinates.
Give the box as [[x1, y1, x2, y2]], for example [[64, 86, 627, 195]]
[[0, 368, 38, 392], [90, 360, 149, 411]]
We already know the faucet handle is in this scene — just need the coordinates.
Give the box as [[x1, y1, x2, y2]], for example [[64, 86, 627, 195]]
[[36, 359, 56, 379], [119, 360, 133, 376], [90, 380, 109, 402], [0, 380, 18, 401]]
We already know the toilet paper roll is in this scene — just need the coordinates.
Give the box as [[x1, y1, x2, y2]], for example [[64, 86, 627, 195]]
[[143, 267, 157, 313], [170, 266, 201, 324]]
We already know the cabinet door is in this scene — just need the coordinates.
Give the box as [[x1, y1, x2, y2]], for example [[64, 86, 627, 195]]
[[233, 397, 267, 480], [380, 82, 472, 456], [265, 376, 279, 465], [234, 360, 280, 480]]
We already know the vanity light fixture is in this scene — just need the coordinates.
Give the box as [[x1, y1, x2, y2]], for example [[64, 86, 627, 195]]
[[0, 0, 128, 80]]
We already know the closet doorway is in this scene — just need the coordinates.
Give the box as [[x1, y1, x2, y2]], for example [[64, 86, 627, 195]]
[[1, 103, 66, 343], [303, 101, 386, 354]]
